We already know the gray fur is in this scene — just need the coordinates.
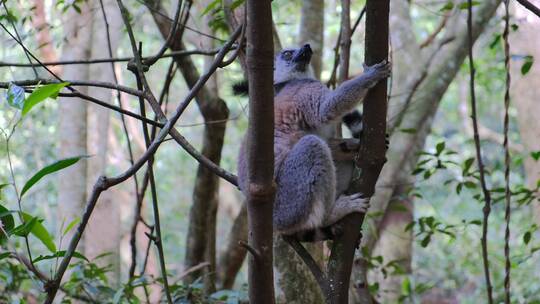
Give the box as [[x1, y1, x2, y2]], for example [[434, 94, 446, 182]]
[[238, 45, 390, 235]]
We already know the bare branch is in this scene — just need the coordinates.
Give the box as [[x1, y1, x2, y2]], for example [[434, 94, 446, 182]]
[[516, 0, 540, 18], [467, 0, 494, 302]]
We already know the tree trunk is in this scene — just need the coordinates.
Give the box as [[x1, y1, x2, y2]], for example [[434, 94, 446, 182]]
[[245, 0, 275, 302], [509, 4, 540, 224], [352, 1, 502, 301], [57, 2, 93, 252], [84, 0, 123, 283], [32, 0, 60, 74], [298, 0, 324, 79], [217, 204, 248, 289]]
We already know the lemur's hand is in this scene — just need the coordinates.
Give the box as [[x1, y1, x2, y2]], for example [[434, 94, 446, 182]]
[[361, 60, 392, 88]]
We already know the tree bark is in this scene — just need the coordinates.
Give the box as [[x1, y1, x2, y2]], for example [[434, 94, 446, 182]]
[[509, 4, 540, 225], [298, 0, 324, 79], [217, 204, 248, 289], [57, 2, 93, 252], [32, 0, 60, 74], [84, 0, 123, 283], [326, 2, 390, 304], [245, 0, 275, 302]]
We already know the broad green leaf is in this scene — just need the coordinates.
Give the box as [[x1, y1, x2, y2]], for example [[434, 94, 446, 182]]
[[435, 142, 445, 155], [33, 250, 88, 263], [521, 56, 534, 75], [63, 217, 80, 236], [11, 216, 38, 237], [0, 204, 15, 232], [420, 234, 431, 247], [21, 212, 56, 253], [22, 82, 69, 116], [0, 204, 15, 244], [4, 83, 25, 109], [21, 155, 87, 198]]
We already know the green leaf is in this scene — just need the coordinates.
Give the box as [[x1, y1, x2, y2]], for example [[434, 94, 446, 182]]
[[462, 157, 475, 175], [458, 1, 480, 9], [21, 212, 56, 253], [524, 231, 532, 245], [521, 56, 534, 75], [435, 142, 445, 155], [439, 1, 454, 11], [0, 252, 10, 260], [0, 204, 15, 244], [531, 151, 540, 161], [464, 181, 477, 189], [469, 219, 482, 226], [22, 82, 69, 116], [399, 128, 417, 134], [33, 250, 88, 263], [63, 217, 80, 236], [21, 155, 88, 198], [11, 216, 38, 237], [4, 83, 25, 109], [420, 234, 431, 247], [0, 204, 14, 232], [201, 0, 221, 16]]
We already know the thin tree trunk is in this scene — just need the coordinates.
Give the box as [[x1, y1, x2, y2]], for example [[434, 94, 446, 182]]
[[57, 2, 93, 252], [245, 0, 275, 302], [352, 1, 502, 301], [84, 0, 123, 283], [326, 2, 390, 304]]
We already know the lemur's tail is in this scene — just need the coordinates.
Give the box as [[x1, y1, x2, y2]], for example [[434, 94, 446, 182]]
[[342, 110, 363, 139], [232, 80, 249, 96]]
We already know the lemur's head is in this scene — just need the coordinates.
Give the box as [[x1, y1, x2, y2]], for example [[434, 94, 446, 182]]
[[274, 44, 313, 84]]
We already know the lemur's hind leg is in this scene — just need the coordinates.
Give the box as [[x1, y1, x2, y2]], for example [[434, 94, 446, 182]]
[[323, 193, 369, 227], [274, 135, 336, 234]]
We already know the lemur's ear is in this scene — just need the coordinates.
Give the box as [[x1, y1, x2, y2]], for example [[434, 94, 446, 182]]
[[232, 79, 249, 96]]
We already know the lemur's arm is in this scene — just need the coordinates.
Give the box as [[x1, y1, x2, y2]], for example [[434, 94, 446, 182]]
[[319, 60, 390, 124]]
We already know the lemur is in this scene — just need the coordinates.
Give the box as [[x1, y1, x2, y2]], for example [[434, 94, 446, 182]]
[[236, 44, 390, 237]]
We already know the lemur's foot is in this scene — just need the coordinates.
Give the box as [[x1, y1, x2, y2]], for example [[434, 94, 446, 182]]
[[362, 60, 392, 87], [336, 193, 370, 213]]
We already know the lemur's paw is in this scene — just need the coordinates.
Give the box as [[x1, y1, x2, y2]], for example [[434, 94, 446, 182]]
[[336, 193, 370, 213], [363, 60, 392, 84]]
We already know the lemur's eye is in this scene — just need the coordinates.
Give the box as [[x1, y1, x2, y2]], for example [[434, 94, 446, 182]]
[[282, 51, 293, 60]]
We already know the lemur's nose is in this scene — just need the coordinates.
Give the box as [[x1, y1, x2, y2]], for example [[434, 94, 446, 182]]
[[303, 44, 312, 51]]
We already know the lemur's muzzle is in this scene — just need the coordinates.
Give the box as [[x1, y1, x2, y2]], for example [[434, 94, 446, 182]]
[[293, 44, 313, 63]]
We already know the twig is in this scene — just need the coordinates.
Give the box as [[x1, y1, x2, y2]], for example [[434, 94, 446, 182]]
[[419, 12, 450, 48], [238, 240, 260, 260], [2, 1, 38, 78], [43, 22, 242, 304], [143, 0, 183, 66], [338, 0, 352, 84], [116, 1, 173, 301], [0, 48, 224, 67], [282, 236, 331, 296], [502, 0, 512, 302], [516, 0, 540, 18], [467, 1, 494, 303]]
